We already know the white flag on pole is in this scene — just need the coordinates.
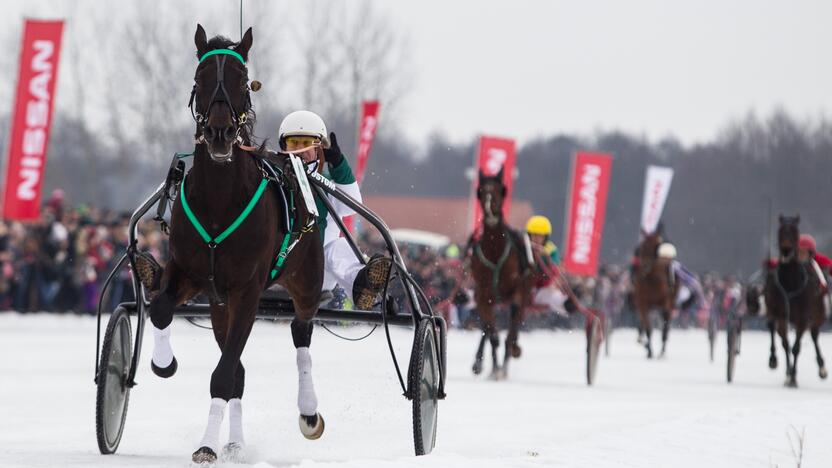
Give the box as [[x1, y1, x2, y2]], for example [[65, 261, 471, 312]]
[[640, 165, 674, 234]]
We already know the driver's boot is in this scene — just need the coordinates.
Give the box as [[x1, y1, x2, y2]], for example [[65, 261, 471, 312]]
[[352, 255, 392, 310], [135, 251, 163, 299]]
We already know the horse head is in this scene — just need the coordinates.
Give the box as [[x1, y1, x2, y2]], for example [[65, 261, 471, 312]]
[[190, 24, 255, 162], [476, 167, 506, 228], [637, 228, 662, 261], [777, 214, 800, 263]]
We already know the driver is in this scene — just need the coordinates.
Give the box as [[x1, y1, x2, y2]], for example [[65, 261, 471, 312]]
[[136, 110, 391, 311], [276, 110, 391, 310], [525, 215, 573, 315]]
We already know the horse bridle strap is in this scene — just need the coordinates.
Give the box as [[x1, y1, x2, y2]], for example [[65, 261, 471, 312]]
[[199, 49, 246, 65], [189, 49, 249, 132]]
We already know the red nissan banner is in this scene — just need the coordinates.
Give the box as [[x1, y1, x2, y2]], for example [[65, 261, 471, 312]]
[[469, 136, 516, 232], [563, 151, 613, 277], [2, 20, 64, 221], [354, 101, 379, 184], [344, 101, 380, 233]]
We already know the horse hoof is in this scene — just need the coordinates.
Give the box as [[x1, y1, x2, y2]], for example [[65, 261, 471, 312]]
[[511, 345, 522, 358], [299, 413, 325, 440], [192, 446, 217, 464], [221, 442, 245, 463], [489, 368, 505, 381], [784, 380, 798, 388], [820, 367, 828, 380], [151, 356, 178, 378], [472, 359, 484, 375], [768, 356, 778, 370]]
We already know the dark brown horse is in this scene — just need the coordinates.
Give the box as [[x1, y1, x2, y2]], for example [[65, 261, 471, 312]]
[[144, 25, 325, 463], [761, 215, 826, 387], [468, 168, 532, 379], [631, 229, 678, 358]]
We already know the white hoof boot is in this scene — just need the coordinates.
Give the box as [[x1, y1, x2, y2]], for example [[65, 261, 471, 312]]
[[820, 366, 828, 379], [151, 325, 176, 378], [195, 398, 226, 462], [223, 398, 245, 461], [221, 442, 245, 463], [299, 413, 325, 440], [297, 347, 318, 415]]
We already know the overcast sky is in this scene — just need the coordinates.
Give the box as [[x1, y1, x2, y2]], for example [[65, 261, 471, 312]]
[[4, 0, 831, 148]]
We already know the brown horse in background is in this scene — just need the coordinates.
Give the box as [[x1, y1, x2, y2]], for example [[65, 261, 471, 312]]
[[468, 168, 533, 379], [762, 215, 826, 387], [631, 229, 678, 358]]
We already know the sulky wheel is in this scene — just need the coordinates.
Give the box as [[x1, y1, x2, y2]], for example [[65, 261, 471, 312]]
[[96, 306, 133, 454], [586, 316, 602, 386], [409, 318, 440, 456]]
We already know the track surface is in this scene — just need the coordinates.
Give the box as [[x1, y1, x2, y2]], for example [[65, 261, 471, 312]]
[[1, 313, 831, 467]]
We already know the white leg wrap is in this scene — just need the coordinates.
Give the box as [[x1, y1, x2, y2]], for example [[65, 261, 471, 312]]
[[198, 398, 226, 451], [152, 324, 173, 367], [228, 398, 244, 445], [296, 347, 318, 416]]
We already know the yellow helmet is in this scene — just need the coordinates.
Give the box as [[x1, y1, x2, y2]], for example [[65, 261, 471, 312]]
[[526, 215, 552, 236]]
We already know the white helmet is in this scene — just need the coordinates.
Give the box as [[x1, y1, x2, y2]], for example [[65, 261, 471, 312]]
[[278, 110, 330, 148], [658, 242, 677, 259]]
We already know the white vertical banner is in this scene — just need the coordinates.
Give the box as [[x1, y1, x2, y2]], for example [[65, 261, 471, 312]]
[[639, 165, 674, 234]]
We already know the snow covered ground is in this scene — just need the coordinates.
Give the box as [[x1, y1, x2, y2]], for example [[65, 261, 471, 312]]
[[1, 312, 831, 468]]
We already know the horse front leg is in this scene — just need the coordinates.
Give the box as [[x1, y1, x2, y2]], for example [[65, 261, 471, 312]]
[[811, 327, 828, 379], [148, 260, 196, 378], [777, 320, 794, 388], [472, 331, 488, 375], [659, 309, 671, 358], [500, 303, 524, 379], [639, 308, 653, 359], [193, 286, 257, 464], [206, 303, 246, 461], [474, 301, 500, 377], [790, 326, 805, 388], [768, 319, 778, 369]]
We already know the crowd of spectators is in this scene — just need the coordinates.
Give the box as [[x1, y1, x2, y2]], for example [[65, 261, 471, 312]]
[[0, 190, 165, 314], [1, 193, 761, 334]]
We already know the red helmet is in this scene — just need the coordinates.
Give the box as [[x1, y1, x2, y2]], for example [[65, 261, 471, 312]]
[[799, 234, 817, 252]]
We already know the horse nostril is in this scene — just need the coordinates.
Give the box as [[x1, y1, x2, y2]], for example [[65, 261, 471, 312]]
[[204, 127, 216, 141], [222, 126, 235, 141]]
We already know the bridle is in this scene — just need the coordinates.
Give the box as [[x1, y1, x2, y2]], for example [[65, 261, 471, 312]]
[[188, 49, 251, 146], [478, 182, 503, 228]]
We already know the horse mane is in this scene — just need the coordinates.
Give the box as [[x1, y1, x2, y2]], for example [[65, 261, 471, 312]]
[[197, 35, 258, 147]]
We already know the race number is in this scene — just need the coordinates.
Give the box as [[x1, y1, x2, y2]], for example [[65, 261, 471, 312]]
[[288, 153, 319, 217]]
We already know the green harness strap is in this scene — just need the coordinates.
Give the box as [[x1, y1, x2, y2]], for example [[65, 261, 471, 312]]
[[475, 237, 513, 304], [180, 176, 269, 246]]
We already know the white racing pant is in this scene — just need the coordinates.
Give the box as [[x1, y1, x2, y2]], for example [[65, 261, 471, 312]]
[[675, 285, 692, 308], [534, 287, 569, 316], [322, 237, 364, 302]]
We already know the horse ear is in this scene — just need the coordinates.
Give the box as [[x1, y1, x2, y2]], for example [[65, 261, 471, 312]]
[[235, 27, 253, 61], [640, 228, 648, 238], [796, 214, 800, 224], [778, 215, 785, 224], [478, 169, 486, 181], [496, 165, 505, 181], [195, 24, 208, 58]]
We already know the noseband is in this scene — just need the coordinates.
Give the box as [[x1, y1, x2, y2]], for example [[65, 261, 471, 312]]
[[188, 49, 251, 144]]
